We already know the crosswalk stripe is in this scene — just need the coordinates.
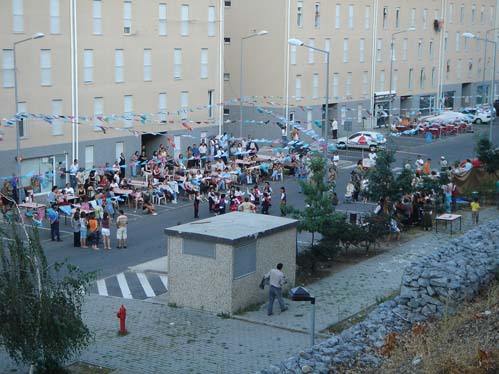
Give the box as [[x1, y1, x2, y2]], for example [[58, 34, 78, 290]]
[[96, 279, 108, 296], [341, 164, 357, 170], [116, 273, 133, 299], [137, 272, 156, 298], [159, 275, 169, 291]]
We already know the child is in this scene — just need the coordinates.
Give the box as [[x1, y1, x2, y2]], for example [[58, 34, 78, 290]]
[[471, 198, 480, 225], [194, 191, 200, 219]]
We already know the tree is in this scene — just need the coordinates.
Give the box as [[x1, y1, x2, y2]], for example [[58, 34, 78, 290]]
[[294, 156, 335, 244], [0, 201, 94, 374], [476, 136, 499, 178], [366, 149, 399, 202]]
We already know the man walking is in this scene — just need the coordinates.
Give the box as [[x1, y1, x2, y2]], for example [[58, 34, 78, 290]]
[[331, 118, 338, 140], [116, 209, 128, 249], [265, 263, 288, 316], [49, 206, 61, 242]]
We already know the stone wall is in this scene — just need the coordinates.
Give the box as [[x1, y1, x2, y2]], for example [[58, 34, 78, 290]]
[[258, 219, 499, 374]]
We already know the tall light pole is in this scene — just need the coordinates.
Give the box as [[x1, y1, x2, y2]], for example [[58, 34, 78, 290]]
[[13, 32, 45, 201], [483, 28, 499, 96], [288, 38, 330, 169], [388, 28, 415, 126], [464, 32, 496, 143], [239, 30, 269, 138]]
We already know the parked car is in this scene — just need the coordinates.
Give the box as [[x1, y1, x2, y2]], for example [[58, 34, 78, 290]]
[[335, 131, 387, 151], [460, 108, 492, 124]]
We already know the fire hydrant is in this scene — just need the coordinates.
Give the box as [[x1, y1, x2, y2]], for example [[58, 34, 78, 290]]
[[116, 305, 127, 335]]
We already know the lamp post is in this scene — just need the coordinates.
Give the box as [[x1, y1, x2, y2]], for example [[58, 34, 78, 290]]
[[483, 28, 499, 94], [288, 38, 330, 164], [464, 32, 496, 143], [13, 32, 45, 201], [239, 30, 269, 138], [388, 28, 415, 126]]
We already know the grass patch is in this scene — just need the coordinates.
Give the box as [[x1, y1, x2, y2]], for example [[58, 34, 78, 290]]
[[234, 302, 263, 315], [382, 280, 499, 374]]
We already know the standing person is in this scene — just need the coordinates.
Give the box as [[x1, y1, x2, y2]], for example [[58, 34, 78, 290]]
[[280, 187, 287, 216], [69, 159, 79, 190], [88, 213, 100, 250], [331, 118, 338, 140], [79, 212, 88, 248], [194, 191, 201, 219], [423, 158, 432, 175], [471, 197, 480, 225], [265, 263, 288, 316], [71, 211, 81, 247], [119, 152, 126, 179], [281, 126, 287, 147], [261, 192, 271, 214], [422, 198, 433, 231], [49, 206, 61, 242], [116, 209, 128, 249], [415, 155, 424, 175], [218, 194, 226, 215], [238, 197, 256, 213], [101, 212, 112, 250], [130, 151, 139, 177]]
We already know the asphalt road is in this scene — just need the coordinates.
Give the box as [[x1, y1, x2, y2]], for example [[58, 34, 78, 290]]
[[5, 123, 498, 280]]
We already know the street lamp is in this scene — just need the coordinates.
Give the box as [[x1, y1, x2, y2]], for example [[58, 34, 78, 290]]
[[388, 28, 415, 126], [239, 30, 269, 138], [464, 32, 496, 143], [482, 28, 499, 91], [288, 38, 330, 166], [13, 32, 45, 201]]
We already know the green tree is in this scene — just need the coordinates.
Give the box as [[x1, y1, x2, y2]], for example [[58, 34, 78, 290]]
[[366, 149, 399, 202], [294, 156, 335, 244], [476, 136, 499, 178], [0, 203, 94, 373]]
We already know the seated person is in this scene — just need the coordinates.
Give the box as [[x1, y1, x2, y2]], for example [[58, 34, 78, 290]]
[[142, 193, 157, 215]]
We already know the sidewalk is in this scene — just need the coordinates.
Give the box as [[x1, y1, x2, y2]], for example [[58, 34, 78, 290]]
[[235, 207, 499, 333]]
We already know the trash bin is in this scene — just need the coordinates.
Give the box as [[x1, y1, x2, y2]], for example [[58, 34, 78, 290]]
[[471, 191, 479, 201], [425, 132, 433, 144]]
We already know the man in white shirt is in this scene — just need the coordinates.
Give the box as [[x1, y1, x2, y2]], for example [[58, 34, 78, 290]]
[[331, 119, 338, 139], [69, 159, 79, 189], [265, 263, 288, 316]]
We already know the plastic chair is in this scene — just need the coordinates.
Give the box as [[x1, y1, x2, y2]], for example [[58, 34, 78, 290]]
[[154, 191, 166, 206]]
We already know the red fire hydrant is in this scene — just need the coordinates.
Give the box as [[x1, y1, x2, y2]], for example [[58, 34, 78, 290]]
[[116, 305, 127, 335]]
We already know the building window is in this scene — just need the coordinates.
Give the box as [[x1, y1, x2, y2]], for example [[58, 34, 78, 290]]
[[417, 39, 423, 59], [295, 75, 302, 100], [208, 6, 215, 36], [201, 48, 208, 79], [51, 99, 63, 135], [457, 59, 462, 79], [410, 8, 416, 28], [50, 0, 60, 34], [174, 48, 182, 79], [93, 0, 102, 34], [444, 31, 448, 52], [159, 3, 167, 36], [324, 39, 330, 63], [348, 5, 354, 28], [393, 69, 398, 91], [290, 45, 297, 65], [181, 4, 189, 36], [181, 91, 189, 108], [224, 1, 231, 7], [346, 72, 352, 96], [297, 0, 303, 27], [115, 49, 124, 83], [490, 7, 495, 24], [85, 146, 94, 170], [471, 4, 476, 24], [83, 49, 94, 83], [343, 38, 349, 63], [449, 2, 454, 23], [224, 37, 231, 44], [93, 97, 103, 131], [402, 38, 408, 61], [224, 72, 230, 81], [123, 95, 133, 128], [312, 73, 319, 99], [314, 3, 320, 28], [308, 38, 314, 64], [423, 8, 428, 30], [40, 49, 52, 86], [359, 38, 365, 63], [12, 0, 23, 33], [431, 67, 436, 87], [390, 40, 395, 61], [362, 71, 368, 96], [208, 89, 214, 118], [2, 49, 14, 88], [158, 93, 167, 122], [463, 36, 468, 52], [382, 6, 388, 29], [420, 69, 426, 89], [429, 40, 434, 59], [143, 48, 152, 81], [408, 68, 414, 90], [17, 102, 27, 137], [460, 5, 464, 24], [376, 39, 382, 62], [468, 58, 473, 78], [365, 5, 370, 30], [333, 73, 339, 97], [123, 0, 132, 34], [395, 7, 400, 28], [335, 4, 340, 29], [379, 70, 385, 91], [456, 32, 460, 52]]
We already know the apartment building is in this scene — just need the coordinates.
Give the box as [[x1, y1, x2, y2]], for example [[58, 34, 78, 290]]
[[223, 0, 499, 138], [0, 0, 223, 193]]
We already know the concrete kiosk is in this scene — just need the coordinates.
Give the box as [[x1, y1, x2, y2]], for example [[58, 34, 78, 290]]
[[164, 212, 298, 314]]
